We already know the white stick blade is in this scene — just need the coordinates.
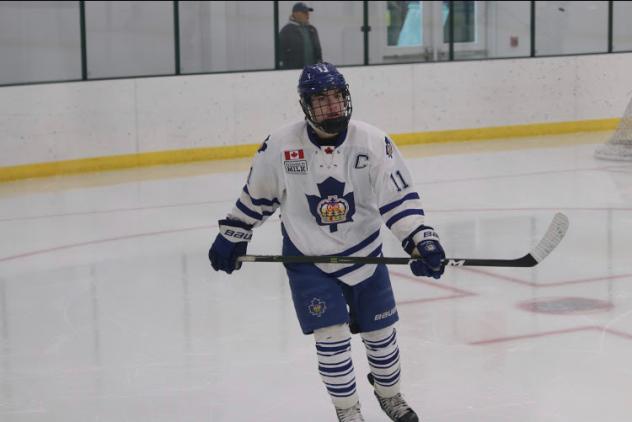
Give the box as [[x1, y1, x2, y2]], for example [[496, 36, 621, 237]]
[[530, 212, 569, 263]]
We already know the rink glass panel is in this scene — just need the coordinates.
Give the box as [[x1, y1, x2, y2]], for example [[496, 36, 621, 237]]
[[0, 1, 81, 85], [85, 1, 175, 79], [0, 1, 629, 86]]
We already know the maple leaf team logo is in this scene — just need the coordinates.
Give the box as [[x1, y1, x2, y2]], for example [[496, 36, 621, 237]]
[[306, 177, 355, 232], [308, 298, 327, 317], [318, 196, 349, 224]]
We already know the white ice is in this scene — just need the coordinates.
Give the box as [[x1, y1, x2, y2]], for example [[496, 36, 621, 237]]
[[1, 132, 632, 422]]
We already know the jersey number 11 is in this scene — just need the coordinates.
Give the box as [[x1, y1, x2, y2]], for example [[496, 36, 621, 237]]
[[390, 171, 409, 192]]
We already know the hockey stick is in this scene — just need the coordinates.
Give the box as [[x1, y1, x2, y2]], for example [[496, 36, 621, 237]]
[[237, 212, 569, 268]]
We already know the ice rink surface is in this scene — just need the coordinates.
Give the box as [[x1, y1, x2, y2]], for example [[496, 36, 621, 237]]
[[1, 131, 631, 421]]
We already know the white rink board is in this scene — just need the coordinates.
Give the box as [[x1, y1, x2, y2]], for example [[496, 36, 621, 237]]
[[2, 53, 632, 167]]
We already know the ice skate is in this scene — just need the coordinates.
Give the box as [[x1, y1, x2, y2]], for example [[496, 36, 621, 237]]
[[374, 391, 419, 422], [368, 373, 419, 422], [335, 401, 365, 422]]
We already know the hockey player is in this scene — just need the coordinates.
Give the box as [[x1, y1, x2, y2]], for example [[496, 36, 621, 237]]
[[209, 62, 445, 422]]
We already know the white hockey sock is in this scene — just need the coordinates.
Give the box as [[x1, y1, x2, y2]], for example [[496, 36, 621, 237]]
[[361, 326, 401, 398], [313, 323, 358, 409]]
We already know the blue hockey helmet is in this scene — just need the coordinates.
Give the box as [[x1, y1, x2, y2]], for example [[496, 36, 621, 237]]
[[297, 62, 352, 134]]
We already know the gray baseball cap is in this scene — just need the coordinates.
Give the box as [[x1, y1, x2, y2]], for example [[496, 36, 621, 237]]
[[292, 2, 314, 13]]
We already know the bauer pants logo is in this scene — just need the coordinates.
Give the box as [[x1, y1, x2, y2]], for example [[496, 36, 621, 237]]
[[374, 306, 397, 321]]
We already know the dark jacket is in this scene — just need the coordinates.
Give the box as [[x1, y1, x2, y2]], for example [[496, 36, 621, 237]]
[[279, 20, 322, 70]]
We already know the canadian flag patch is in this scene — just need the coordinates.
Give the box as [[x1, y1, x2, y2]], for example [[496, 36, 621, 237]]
[[283, 149, 308, 174], [284, 149, 304, 160]]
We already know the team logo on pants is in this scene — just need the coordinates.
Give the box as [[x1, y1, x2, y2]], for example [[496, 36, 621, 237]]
[[308, 298, 327, 317]]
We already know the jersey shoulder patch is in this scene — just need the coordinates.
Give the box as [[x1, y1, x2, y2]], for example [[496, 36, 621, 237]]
[[384, 137, 394, 158]]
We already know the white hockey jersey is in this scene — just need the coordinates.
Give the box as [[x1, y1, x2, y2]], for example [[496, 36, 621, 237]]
[[227, 120, 427, 286]]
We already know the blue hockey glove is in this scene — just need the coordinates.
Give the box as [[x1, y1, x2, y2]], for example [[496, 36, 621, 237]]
[[403, 226, 446, 279], [209, 219, 253, 274]]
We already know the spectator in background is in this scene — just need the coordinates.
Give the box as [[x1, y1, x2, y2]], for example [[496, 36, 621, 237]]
[[279, 2, 322, 69]]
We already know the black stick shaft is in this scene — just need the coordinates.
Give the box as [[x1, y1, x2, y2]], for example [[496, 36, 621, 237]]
[[237, 254, 538, 268]]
